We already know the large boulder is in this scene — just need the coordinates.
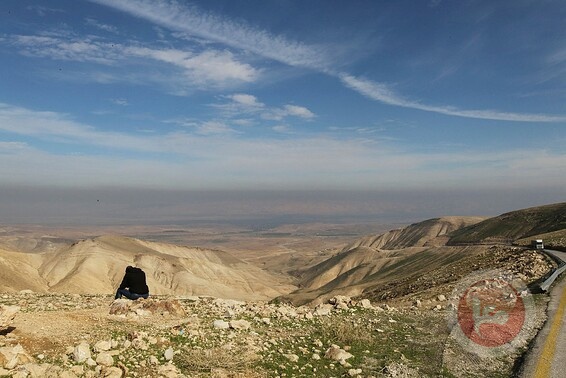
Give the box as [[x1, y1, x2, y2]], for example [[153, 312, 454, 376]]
[[109, 299, 186, 317], [0, 305, 20, 332], [0, 344, 34, 369]]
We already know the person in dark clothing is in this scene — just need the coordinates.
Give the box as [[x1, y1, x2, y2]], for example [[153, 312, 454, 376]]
[[115, 266, 149, 300]]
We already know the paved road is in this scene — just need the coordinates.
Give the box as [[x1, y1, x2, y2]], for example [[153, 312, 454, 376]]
[[520, 250, 566, 378]]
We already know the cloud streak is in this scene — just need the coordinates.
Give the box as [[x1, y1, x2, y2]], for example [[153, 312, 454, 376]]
[[211, 94, 316, 121], [339, 74, 566, 122], [89, 0, 328, 69], [1, 102, 565, 190], [89, 0, 566, 123], [8, 34, 259, 90]]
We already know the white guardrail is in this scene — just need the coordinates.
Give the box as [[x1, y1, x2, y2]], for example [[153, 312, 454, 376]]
[[539, 249, 566, 292]]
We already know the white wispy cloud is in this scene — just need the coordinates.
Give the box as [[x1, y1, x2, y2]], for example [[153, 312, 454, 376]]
[[0, 103, 157, 152], [12, 35, 119, 64], [211, 94, 316, 122], [229, 94, 265, 108], [85, 18, 119, 34], [8, 34, 259, 90], [89, 0, 566, 123], [25, 5, 65, 17], [339, 74, 566, 122], [126, 47, 258, 85], [89, 0, 328, 69], [111, 98, 129, 106], [1, 103, 565, 189]]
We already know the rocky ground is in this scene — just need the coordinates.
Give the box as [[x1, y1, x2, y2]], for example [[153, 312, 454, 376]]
[[0, 247, 553, 377]]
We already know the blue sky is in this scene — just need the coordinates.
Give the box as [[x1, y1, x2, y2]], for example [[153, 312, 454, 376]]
[[0, 0, 565, 222]]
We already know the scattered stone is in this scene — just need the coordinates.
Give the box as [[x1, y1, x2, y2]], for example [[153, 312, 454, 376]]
[[437, 294, 446, 302], [348, 368, 362, 376], [94, 340, 112, 352], [284, 353, 299, 362], [164, 347, 174, 361], [96, 352, 114, 367], [358, 299, 373, 309], [229, 319, 251, 330], [325, 344, 353, 363], [0, 305, 20, 332], [0, 344, 33, 369], [313, 304, 333, 316], [109, 298, 186, 317], [73, 342, 91, 364], [213, 320, 230, 329], [157, 362, 180, 378], [102, 366, 123, 378]]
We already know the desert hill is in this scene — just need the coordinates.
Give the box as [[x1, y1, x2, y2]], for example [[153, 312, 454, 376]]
[[0, 235, 296, 300], [281, 205, 564, 305], [282, 217, 485, 305], [344, 216, 484, 250], [448, 202, 566, 245]]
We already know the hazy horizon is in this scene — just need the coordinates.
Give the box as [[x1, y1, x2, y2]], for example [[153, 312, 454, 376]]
[[0, 186, 563, 227]]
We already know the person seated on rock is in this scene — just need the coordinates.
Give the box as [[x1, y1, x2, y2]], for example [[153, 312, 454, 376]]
[[115, 266, 149, 300]]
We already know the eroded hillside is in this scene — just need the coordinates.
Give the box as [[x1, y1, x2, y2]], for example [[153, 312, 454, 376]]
[[281, 211, 559, 306], [0, 236, 296, 300]]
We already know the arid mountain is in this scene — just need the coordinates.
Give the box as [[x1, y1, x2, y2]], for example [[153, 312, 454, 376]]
[[282, 205, 565, 305], [447, 202, 566, 245], [344, 216, 484, 250], [282, 217, 485, 305], [0, 235, 295, 300]]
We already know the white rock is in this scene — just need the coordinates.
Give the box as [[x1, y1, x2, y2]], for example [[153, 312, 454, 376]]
[[102, 366, 123, 378], [284, 353, 299, 363], [437, 295, 447, 302], [96, 352, 114, 367], [131, 338, 148, 351], [348, 368, 362, 376], [325, 344, 353, 362], [164, 347, 174, 361], [312, 353, 321, 360], [229, 319, 251, 330], [157, 363, 180, 378], [94, 340, 112, 352], [313, 304, 333, 316], [213, 320, 230, 329], [358, 299, 373, 309], [73, 342, 91, 364]]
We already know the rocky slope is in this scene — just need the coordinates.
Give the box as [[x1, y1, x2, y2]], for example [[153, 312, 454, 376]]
[[281, 207, 563, 306], [283, 217, 485, 305], [0, 284, 548, 378], [448, 202, 566, 245]]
